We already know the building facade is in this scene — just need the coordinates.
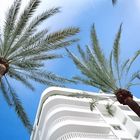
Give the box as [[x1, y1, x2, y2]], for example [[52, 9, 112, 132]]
[[30, 87, 140, 140]]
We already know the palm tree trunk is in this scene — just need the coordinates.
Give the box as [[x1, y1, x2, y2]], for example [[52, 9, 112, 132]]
[[0, 58, 9, 77], [125, 97, 140, 117], [115, 89, 140, 117], [0, 64, 7, 77]]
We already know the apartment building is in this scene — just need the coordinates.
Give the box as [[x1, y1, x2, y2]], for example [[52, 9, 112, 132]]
[[30, 87, 140, 140]]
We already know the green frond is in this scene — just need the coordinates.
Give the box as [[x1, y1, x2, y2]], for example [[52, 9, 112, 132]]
[[77, 45, 86, 62], [120, 58, 130, 77], [9, 38, 78, 61], [66, 25, 126, 93], [91, 25, 108, 72], [23, 74, 64, 87], [1, 79, 12, 106], [15, 0, 40, 34], [9, 0, 40, 46], [86, 46, 117, 91], [12, 92, 33, 133], [126, 50, 140, 74], [109, 51, 114, 77], [4, 77, 32, 133], [126, 83, 140, 89], [90, 26, 116, 87], [8, 69, 35, 91], [113, 24, 122, 87], [27, 54, 62, 61], [12, 60, 44, 70], [29, 70, 75, 84], [125, 71, 140, 89], [73, 76, 111, 92], [66, 48, 117, 91], [3, 0, 22, 56], [7, 29, 49, 60], [43, 39, 79, 51], [113, 24, 122, 65], [24, 7, 60, 34], [6, 7, 60, 58], [7, 69, 71, 87], [44, 28, 79, 44]]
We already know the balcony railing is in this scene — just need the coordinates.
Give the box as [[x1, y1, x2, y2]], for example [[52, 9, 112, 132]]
[[57, 132, 119, 140]]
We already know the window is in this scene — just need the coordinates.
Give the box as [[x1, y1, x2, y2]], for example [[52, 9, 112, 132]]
[[111, 125, 122, 130]]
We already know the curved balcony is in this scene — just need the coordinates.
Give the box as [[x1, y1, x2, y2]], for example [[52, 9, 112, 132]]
[[57, 132, 119, 140], [30, 87, 116, 140], [37, 95, 99, 132], [46, 120, 115, 140]]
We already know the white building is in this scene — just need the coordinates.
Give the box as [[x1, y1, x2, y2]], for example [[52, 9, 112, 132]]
[[30, 87, 140, 140]]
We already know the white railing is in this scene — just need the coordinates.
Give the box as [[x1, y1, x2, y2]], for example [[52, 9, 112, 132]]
[[57, 132, 119, 140]]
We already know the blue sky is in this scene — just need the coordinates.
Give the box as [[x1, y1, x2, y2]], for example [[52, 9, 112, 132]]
[[0, 0, 140, 140]]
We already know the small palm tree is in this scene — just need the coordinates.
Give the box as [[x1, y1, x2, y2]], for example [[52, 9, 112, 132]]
[[66, 24, 140, 117], [0, 0, 79, 133]]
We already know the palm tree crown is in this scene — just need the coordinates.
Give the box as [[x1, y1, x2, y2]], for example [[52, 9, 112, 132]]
[[66, 24, 140, 117], [0, 0, 79, 133]]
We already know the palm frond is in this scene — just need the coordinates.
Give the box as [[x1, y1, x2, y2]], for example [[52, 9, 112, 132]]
[[126, 50, 140, 74], [5, 8, 60, 58], [125, 71, 140, 89], [24, 7, 60, 34], [66, 48, 117, 91], [7, 29, 49, 60], [12, 60, 44, 70], [23, 74, 64, 87], [43, 28, 79, 44], [77, 44, 86, 62], [120, 58, 130, 77], [8, 69, 34, 91], [4, 77, 32, 133], [113, 24, 122, 87], [9, 0, 40, 47], [3, 0, 22, 57], [0, 79, 13, 106], [73, 76, 111, 92], [9, 38, 78, 61], [91, 25, 108, 72], [109, 51, 114, 77], [85, 46, 116, 90], [26, 54, 62, 61]]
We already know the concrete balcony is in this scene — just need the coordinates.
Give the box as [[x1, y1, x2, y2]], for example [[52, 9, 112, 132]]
[[30, 87, 119, 140]]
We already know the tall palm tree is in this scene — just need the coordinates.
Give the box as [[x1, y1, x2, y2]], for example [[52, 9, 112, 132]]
[[0, 0, 79, 133], [66, 24, 140, 117]]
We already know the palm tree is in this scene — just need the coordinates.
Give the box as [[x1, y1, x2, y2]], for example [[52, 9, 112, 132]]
[[0, 0, 79, 133], [66, 24, 140, 117]]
